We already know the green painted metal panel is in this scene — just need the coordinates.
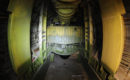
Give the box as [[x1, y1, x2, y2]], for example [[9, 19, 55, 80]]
[[8, 0, 34, 78], [46, 26, 83, 55], [47, 26, 83, 44]]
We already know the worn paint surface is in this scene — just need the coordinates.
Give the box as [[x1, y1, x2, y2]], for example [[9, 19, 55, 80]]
[[42, 6, 47, 59], [47, 26, 83, 44], [8, 0, 34, 75], [47, 26, 83, 55], [99, 0, 125, 73]]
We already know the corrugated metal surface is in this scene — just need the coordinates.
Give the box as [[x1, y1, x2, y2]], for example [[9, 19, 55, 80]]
[[115, 0, 130, 79], [115, 14, 130, 80], [121, 15, 130, 72]]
